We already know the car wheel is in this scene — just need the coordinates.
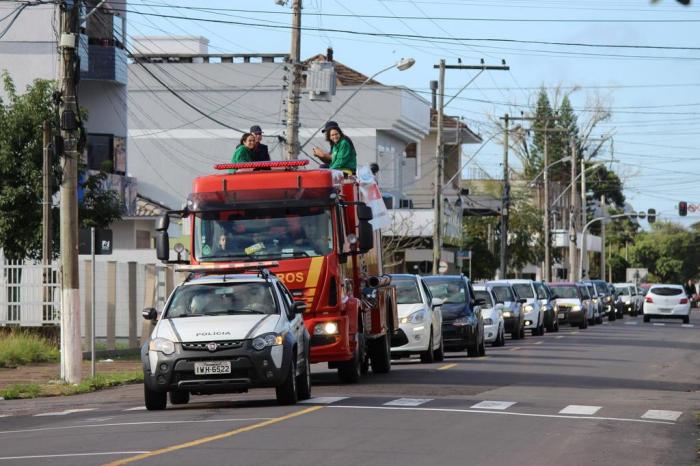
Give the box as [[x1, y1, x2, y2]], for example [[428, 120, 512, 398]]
[[276, 358, 298, 405], [520, 325, 526, 339], [511, 327, 520, 340], [554, 318, 560, 333], [643, 315, 650, 323], [467, 335, 479, 357], [296, 350, 312, 401], [420, 328, 435, 363], [607, 311, 614, 322], [145, 385, 167, 411], [683, 315, 690, 324], [579, 319, 587, 329], [169, 390, 189, 405], [478, 332, 486, 356], [433, 334, 445, 362]]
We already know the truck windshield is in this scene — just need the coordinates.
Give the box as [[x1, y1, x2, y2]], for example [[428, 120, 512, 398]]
[[165, 282, 278, 318], [194, 207, 333, 261]]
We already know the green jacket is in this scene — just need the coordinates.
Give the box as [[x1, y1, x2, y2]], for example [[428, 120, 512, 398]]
[[231, 144, 253, 164], [329, 137, 357, 173]]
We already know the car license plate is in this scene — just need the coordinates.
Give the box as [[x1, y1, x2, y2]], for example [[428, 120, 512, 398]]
[[558, 313, 565, 319], [659, 308, 672, 313], [194, 361, 231, 375]]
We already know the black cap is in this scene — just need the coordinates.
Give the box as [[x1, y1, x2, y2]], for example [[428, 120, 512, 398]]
[[250, 125, 263, 134], [321, 121, 340, 133]]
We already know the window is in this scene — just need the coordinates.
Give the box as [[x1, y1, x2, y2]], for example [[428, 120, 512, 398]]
[[491, 286, 514, 303], [424, 278, 467, 304], [474, 290, 493, 308], [535, 283, 548, 300], [393, 279, 422, 305], [87, 134, 114, 172], [513, 284, 535, 299], [165, 283, 277, 317], [650, 287, 683, 296], [136, 230, 151, 249], [550, 286, 579, 299]]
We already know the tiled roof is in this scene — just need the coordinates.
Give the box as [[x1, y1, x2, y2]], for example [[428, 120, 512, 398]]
[[134, 194, 171, 217]]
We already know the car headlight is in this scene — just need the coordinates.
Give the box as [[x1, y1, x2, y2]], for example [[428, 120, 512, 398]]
[[524, 304, 534, 313], [593, 298, 598, 303], [483, 318, 493, 325], [452, 316, 471, 327], [314, 322, 339, 335], [252, 333, 284, 351], [605, 296, 611, 302], [149, 337, 175, 355], [540, 305, 548, 312], [572, 305, 581, 312], [624, 300, 631, 304], [400, 310, 426, 325], [502, 311, 512, 318]]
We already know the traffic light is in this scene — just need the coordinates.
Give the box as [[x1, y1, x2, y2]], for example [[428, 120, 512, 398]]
[[647, 208, 656, 224], [679, 201, 688, 217]]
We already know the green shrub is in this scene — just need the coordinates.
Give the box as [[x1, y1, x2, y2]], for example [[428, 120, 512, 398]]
[[0, 333, 59, 368], [1, 383, 41, 400]]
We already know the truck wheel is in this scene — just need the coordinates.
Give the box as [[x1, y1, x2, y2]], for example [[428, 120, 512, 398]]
[[368, 334, 392, 374], [144, 385, 167, 411], [338, 335, 362, 383], [420, 330, 435, 363], [276, 358, 298, 405], [169, 390, 190, 405], [296, 351, 312, 401]]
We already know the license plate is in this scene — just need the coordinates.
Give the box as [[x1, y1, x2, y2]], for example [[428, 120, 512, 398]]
[[194, 361, 231, 375], [558, 313, 565, 319], [659, 308, 672, 313]]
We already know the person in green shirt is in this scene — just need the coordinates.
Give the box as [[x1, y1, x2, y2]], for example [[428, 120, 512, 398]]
[[312, 121, 357, 175], [232, 132, 256, 164]]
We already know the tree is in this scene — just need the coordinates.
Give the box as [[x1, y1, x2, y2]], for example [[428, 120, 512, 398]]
[[629, 222, 700, 283], [0, 73, 122, 261], [462, 216, 499, 279]]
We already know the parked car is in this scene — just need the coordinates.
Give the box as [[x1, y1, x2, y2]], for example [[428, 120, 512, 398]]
[[473, 285, 506, 347], [582, 282, 602, 324], [642, 284, 691, 324], [535, 281, 559, 333], [608, 283, 625, 319], [141, 271, 311, 410], [389, 274, 444, 363], [424, 275, 485, 357], [487, 281, 526, 340], [591, 279, 617, 321], [509, 279, 546, 336], [614, 283, 642, 316], [576, 282, 595, 326], [548, 282, 588, 329]]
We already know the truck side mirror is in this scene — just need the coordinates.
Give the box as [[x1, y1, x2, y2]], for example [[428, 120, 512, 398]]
[[156, 231, 170, 262], [357, 204, 374, 253], [156, 213, 169, 232], [142, 307, 157, 321]]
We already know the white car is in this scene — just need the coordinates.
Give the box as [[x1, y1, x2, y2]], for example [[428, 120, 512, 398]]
[[473, 285, 505, 347], [390, 274, 444, 363], [643, 284, 691, 324], [614, 283, 643, 316], [141, 270, 311, 410], [509, 279, 546, 336]]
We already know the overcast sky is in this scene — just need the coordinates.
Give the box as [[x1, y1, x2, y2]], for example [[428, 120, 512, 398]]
[[125, 0, 700, 226]]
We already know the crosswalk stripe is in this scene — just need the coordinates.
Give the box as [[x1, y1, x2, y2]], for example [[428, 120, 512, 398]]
[[34, 408, 96, 417], [682, 324, 694, 328], [123, 407, 146, 411], [554, 336, 564, 339], [534, 341, 543, 345], [602, 321, 609, 325], [625, 322, 638, 325], [300, 397, 348, 405], [559, 405, 601, 415], [383, 398, 432, 407], [470, 401, 516, 410], [653, 323, 666, 326], [641, 410, 682, 421]]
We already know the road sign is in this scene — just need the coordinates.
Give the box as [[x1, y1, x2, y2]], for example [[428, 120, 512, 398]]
[[438, 260, 448, 274], [626, 268, 648, 284], [79, 229, 112, 255]]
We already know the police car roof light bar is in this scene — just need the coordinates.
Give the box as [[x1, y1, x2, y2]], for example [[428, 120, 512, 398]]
[[214, 160, 309, 171]]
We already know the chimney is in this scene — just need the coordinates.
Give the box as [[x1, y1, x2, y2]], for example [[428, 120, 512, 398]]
[[326, 47, 334, 62], [430, 80, 438, 110]]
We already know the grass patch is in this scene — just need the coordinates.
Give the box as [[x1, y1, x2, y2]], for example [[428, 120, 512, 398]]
[[0, 332, 59, 368], [0, 371, 143, 400]]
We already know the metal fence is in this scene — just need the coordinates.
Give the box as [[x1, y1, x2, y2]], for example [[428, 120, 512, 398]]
[[0, 260, 59, 326]]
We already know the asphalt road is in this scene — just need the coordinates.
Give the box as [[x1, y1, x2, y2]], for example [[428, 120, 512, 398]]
[[0, 313, 698, 466]]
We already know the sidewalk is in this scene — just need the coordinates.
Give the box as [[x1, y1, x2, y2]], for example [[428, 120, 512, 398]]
[[0, 360, 142, 390]]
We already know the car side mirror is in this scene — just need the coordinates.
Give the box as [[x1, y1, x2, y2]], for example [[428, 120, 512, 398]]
[[551, 294, 559, 300], [142, 307, 157, 321], [518, 298, 526, 304], [431, 297, 444, 309], [292, 301, 307, 314], [474, 298, 486, 306]]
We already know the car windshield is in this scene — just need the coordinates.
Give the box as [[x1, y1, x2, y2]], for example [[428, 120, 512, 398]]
[[650, 287, 683, 296], [165, 282, 278, 318], [194, 206, 332, 261], [491, 286, 514, 303], [579, 286, 591, 299], [512, 284, 534, 299], [474, 290, 493, 308], [550, 286, 578, 299], [393, 279, 423, 305], [587, 285, 596, 296], [615, 286, 631, 296], [424, 278, 467, 304]]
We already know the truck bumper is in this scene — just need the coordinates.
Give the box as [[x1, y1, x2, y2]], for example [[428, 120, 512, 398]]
[[305, 315, 353, 363]]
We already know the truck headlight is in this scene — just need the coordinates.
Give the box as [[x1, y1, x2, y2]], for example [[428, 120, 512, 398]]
[[252, 333, 283, 351], [149, 337, 175, 355], [314, 322, 339, 335], [400, 310, 426, 324]]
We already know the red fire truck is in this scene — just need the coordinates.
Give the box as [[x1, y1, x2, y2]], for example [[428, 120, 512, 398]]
[[155, 160, 399, 383]]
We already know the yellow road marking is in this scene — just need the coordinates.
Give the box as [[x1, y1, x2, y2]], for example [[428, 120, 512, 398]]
[[102, 406, 323, 466], [437, 363, 457, 370]]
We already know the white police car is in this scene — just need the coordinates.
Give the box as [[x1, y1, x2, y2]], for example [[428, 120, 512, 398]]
[[141, 264, 310, 410]]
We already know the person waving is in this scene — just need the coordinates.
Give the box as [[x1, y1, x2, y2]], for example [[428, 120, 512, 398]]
[[312, 121, 357, 175]]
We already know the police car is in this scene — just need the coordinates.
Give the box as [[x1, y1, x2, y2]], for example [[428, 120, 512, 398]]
[[141, 263, 311, 410]]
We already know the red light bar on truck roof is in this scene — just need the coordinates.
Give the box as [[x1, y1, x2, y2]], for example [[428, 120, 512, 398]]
[[175, 261, 279, 274], [214, 160, 309, 170]]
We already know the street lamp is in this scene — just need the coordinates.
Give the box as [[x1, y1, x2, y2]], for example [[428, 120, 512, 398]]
[[550, 163, 604, 208], [527, 156, 572, 187], [299, 57, 416, 152]]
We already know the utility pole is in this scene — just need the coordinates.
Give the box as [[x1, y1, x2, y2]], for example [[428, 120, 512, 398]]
[[499, 114, 510, 279], [568, 137, 578, 282], [580, 157, 588, 278], [543, 122, 551, 283], [285, 0, 302, 160], [42, 121, 51, 267], [600, 194, 606, 280], [432, 60, 446, 275], [431, 60, 509, 275], [58, 0, 82, 384]]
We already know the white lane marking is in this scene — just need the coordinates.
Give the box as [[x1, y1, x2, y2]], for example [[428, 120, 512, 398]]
[[34, 408, 96, 417], [653, 323, 666, 327], [123, 406, 146, 411], [329, 405, 677, 425], [554, 336, 564, 339], [470, 401, 516, 410], [602, 321, 609, 325], [79, 417, 113, 423], [0, 418, 273, 436], [570, 331, 579, 335], [0, 451, 150, 461], [559, 405, 601, 415], [625, 322, 638, 325], [0, 415, 10, 418], [300, 396, 349, 405], [641, 410, 683, 421], [682, 324, 694, 328], [534, 341, 543, 345], [384, 398, 432, 407]]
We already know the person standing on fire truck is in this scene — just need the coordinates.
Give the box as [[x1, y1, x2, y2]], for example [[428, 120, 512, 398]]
[[249, 125, 270, 162], [232, 133, 256, 164], [312, 121, 357, 175]]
